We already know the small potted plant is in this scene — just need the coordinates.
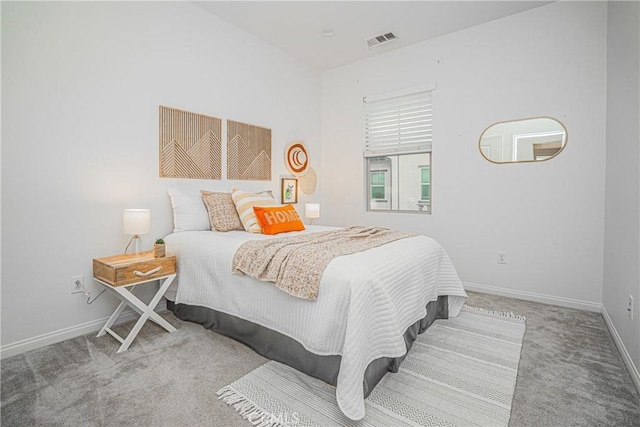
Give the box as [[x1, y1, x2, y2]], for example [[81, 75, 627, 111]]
[[153, 238, 166, 258]]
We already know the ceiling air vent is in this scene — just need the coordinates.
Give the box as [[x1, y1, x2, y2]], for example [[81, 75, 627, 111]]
[[366, 32, 398, 49]]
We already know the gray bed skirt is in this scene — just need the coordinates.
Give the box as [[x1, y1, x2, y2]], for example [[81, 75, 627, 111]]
[[167, 295, 448, 398]]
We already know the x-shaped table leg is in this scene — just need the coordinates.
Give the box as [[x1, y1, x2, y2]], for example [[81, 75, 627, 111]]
[[96, 274, 177, 352]]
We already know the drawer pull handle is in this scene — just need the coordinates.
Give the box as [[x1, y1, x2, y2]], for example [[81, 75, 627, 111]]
[[133, 266, 162, 277]]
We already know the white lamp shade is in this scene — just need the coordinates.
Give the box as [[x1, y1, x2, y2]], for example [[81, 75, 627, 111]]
[[305, 203, 320, 219], [123, 209, 151, 235]]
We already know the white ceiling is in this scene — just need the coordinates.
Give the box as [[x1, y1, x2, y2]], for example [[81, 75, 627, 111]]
[[196, 1, 554, 71]]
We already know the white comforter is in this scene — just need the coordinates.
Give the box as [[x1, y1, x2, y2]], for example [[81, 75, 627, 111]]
[[164, 226, 467, 420]]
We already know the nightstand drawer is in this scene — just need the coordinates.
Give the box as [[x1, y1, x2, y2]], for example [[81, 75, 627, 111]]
[[93, 251, 176, 287]]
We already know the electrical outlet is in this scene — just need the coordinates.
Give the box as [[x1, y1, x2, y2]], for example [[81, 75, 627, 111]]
[[628, 295, 634, 320], [71, 275, 84, 295], [497, 251, 507, 264]]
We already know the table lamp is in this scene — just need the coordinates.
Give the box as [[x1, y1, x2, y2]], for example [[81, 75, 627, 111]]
[[123, 209, 151, 255], [305, 203, 320, 225]]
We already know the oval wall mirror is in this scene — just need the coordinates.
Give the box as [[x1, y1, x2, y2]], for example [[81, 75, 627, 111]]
[[479, 117, 568, 164]]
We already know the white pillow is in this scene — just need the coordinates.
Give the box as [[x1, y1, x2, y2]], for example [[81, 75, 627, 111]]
[[167, 188, 211, 232]]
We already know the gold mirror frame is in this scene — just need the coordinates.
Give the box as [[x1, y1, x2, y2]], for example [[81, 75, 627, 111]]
[[479, 116, 568, 164]]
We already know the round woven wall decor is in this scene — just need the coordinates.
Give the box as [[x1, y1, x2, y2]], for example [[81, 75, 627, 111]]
[[299, 167, 317, 194], [285, 141, 309, 176]]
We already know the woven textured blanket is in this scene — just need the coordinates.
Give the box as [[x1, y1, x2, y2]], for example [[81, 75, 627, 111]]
[[232, 226, 415, 300]]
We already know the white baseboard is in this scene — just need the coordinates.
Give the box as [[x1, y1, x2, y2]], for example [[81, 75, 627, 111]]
[[463, 281, 602, 312], [0, 300, 168, 360], [601, 306, 640, 394]]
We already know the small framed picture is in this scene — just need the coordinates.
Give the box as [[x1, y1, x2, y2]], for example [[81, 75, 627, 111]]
[[281, 178, 298, 204]]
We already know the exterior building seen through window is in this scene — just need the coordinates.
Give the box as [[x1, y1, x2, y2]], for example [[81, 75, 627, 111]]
[[367, 153, 431, 212]]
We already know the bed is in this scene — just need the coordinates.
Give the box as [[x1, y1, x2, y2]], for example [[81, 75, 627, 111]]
[[162, 224, 467, 421]]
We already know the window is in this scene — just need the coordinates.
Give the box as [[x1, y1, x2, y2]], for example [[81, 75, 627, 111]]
[[419, 166, 431, 212], [364, 88, 433, 213], [420, 167, 430, 199], [370, 171, 387, 200]]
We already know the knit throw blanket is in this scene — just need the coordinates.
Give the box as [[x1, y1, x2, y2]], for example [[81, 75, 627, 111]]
[[232, 226, 416, 300]]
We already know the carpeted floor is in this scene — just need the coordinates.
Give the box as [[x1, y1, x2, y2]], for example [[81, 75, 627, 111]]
[[2, 291, 639, 426]]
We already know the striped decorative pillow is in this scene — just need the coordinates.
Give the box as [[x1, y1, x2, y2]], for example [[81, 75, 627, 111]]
[[231, 188, 277, 233]]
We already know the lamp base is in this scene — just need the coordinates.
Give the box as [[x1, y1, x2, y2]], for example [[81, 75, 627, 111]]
[[125, 235, 144, 256]]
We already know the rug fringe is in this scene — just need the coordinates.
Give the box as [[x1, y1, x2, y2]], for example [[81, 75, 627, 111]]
[[463, 305, 526, 321], [217, 386, 282, 427]]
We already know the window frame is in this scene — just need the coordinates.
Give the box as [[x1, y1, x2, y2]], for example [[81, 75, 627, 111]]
[[363, 86, 434, 214]]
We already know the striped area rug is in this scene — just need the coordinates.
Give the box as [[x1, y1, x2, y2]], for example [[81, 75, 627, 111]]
[[217, 306, 526, 427]]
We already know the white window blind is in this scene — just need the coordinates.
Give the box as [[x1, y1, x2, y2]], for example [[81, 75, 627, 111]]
[[364, 90, 433, 157]]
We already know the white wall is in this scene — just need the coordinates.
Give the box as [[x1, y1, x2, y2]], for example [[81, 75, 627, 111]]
[[603, 1, 640, 375], [3, 1, 634, 370], [321, 2, 607, 308], [1, 2, 321, 348]]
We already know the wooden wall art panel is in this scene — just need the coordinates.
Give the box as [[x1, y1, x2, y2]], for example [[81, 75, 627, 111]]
[[227, 120, 272, 181], [159, 106, 222, 180]]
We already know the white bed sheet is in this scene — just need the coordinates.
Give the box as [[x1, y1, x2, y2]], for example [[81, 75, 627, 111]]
[[164, 225, 467, 420]]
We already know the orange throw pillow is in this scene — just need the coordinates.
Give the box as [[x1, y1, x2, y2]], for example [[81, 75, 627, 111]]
[[253, 205, 305, 235]]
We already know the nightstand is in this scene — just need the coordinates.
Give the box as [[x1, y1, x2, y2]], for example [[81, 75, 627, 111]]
[[93, 251, 177, 353]]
